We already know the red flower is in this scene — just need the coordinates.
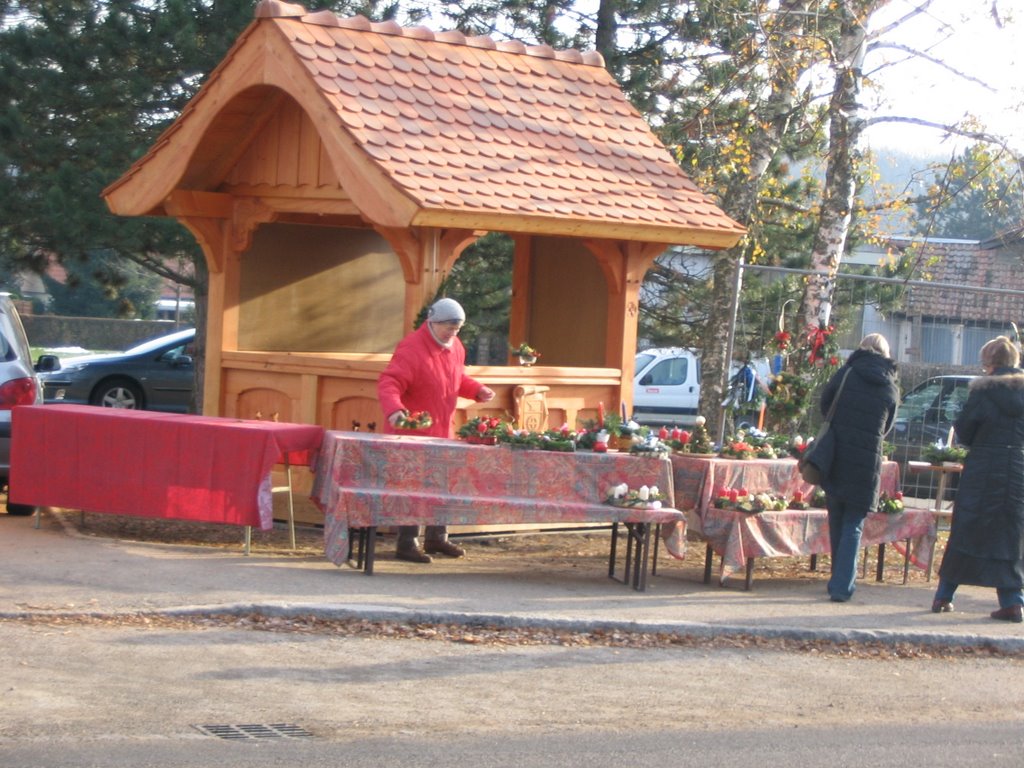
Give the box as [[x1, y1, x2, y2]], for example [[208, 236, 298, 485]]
[[679, 431, 691, 444], [829, 356, 839, 366], [895, 491, 903, 500], [738, 487, 749, 497], [476, 421, 488, 434]]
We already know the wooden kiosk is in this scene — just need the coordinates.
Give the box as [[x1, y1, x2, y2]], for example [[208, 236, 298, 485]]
[[101, 1, 744, 520]]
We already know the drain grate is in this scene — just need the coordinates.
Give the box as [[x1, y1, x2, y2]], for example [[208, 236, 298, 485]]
[[193, 723, 314, 740]]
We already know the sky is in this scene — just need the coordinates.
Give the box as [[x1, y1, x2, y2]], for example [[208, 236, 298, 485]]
[[862, 0, 1023, 155]]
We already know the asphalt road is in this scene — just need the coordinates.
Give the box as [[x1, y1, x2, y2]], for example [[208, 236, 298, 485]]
[[2, 619, 1022, 767]]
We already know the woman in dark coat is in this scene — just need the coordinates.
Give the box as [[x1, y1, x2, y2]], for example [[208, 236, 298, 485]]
[[932, 336, 1024, 622], [819, 333, 899, 602]]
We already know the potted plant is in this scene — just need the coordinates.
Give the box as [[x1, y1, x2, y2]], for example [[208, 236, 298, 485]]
[[511, 342, 540, 366]]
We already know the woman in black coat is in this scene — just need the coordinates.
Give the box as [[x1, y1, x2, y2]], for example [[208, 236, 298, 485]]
[[819, 333, 899, 602], [932, 336, 1024, 622]]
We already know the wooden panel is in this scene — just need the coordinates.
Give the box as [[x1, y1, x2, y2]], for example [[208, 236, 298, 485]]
[[238, 223, 405, 353], [235, 388, 294, 423], [530, 237, 609, 367]]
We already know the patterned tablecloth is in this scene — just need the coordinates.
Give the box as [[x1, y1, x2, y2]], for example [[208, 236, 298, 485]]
[[312, 432, 686, 566], [667, 455, 936, 582]]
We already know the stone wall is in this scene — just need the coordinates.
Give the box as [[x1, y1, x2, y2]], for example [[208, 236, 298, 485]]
[[22, 315, 187, 351]]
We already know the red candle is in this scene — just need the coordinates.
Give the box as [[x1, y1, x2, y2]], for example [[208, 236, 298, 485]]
[[597, 402, 605, 428], [658, 426, 669, 440]]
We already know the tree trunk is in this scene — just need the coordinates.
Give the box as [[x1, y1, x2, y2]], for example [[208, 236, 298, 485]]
[[802, 2, 869, 332]]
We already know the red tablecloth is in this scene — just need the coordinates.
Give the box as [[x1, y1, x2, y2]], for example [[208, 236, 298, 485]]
[[10, 404, 324, 529], [312, 432, 685, 566]]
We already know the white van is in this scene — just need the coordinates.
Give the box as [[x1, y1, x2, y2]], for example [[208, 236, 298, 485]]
[[631, 348, 701, 427], [631, 348, 772, 427]]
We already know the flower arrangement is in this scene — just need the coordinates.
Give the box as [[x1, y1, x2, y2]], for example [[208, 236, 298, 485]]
[[457, 415, 509, 444], [511, 342, 540, 365], [629, 434, 671, 459], [787, 434, 809, 459], [499, 428, 542, 449], [922, 441, 967, 465], [712, 486, 786, 514], [606, 483, 664, 509], [788, 490, 809, 510], [686, 415, 715, 454], [877, 491, 904, 515], [766, 371, 813, 424], [805, 323, 841, 368], [394, 410, 433, 430], [538, 426, 577, 452]]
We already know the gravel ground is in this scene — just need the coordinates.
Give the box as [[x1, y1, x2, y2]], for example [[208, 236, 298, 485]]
[[23, 510, 1012, 661]]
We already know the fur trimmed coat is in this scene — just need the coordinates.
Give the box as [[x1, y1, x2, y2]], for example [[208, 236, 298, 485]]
[[939, 367, 1024, 588], [818, 349, 899, 512]]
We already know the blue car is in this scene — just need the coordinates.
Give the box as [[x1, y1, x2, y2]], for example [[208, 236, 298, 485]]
[[36, 328, 196, 412]]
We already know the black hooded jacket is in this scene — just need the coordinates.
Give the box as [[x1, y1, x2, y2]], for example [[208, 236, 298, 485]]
[[818, 348, 899, 511], [940, 368, 1024, 587]]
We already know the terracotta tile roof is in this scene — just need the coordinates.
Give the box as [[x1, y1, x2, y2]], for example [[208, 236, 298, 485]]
[[893, 236, 1024, 322], [105, 0, 744, 248]]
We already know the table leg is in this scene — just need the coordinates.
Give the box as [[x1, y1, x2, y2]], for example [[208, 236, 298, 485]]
[[875, 543, 886, 582], [363, 526, 376, 575], [744, 557, 754, 591], [651, 523, 660, 576], [703, 544, 713, 585], [608, 522, 619, 579], [635, 523, 651, 592], [243, 526, 251, 556], [902, 538, 911, 584], [270, 460, 296, 550]]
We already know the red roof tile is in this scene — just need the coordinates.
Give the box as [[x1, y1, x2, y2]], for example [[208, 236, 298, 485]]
[[105, 0, 744, 248]]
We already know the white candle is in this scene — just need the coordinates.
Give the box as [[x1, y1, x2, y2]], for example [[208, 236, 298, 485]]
[[947, 426, 955, 448]]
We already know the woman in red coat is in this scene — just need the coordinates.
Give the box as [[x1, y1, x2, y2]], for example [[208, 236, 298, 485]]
[[378, 298, 495, 562]]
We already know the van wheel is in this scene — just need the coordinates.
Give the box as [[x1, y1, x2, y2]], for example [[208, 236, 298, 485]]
[[6, 502, 35, 516]]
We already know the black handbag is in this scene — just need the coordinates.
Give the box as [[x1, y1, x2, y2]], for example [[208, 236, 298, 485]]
[[799, 368, 852, 486]]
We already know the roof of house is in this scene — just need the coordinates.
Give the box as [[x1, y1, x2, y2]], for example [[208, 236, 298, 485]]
[[103, 0, 744, 249], [890, 236, 1024, 323]]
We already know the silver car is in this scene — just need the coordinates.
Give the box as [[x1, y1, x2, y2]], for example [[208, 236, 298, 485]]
[[0, 293, 44, 515]]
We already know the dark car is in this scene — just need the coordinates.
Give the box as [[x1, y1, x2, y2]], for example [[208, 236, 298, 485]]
[[36, 327, 196, 413], [891, 375, 974, 499]]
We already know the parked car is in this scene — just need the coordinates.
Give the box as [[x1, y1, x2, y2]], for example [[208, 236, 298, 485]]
[[0, 293, 44, 515], [631, 347, 771, 427], [36, 327, 196, 413], [890, 375, 975, 498]]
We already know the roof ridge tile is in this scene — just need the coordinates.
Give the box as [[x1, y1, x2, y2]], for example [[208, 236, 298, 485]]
[[255, 1, 606, 67]]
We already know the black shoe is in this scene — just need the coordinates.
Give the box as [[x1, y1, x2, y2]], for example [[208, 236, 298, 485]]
[[396, 546, 432, 563], [990, 605, 1023, 623], [424, 540, 465, 558], [931, 600, 954, 613]]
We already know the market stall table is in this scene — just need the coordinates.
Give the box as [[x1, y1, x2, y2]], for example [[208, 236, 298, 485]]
[[10, 404, 324, 550], [312, 431, 685, 590], [906, 459, 963, 579], [668, 454, 935, 588]]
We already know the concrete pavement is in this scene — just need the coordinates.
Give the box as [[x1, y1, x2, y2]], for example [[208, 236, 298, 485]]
[[2, 510, 1022, 652]]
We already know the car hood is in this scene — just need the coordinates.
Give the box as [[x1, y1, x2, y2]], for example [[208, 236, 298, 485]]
[[43, 352, 126, 372]]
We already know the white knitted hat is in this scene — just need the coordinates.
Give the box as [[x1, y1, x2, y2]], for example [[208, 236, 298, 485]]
[[428, 298, 466, 323]]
